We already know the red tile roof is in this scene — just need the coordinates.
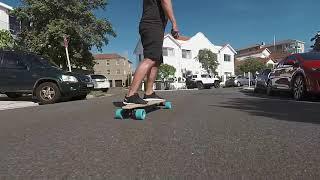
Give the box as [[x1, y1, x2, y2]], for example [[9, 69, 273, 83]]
[[176, 36, 191, 41], [165, 34, 191, 41], [236, 48, 270, 58], [93, 53, 124, 60]]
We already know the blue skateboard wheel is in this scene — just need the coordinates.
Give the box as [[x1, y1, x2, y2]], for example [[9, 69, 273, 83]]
[[115, 109, 124, 119], [164, 102, 172, 109], [135, 109, 146, 120]]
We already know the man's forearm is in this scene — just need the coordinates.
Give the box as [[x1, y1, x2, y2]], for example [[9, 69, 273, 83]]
[[161, 0, 177, 27]]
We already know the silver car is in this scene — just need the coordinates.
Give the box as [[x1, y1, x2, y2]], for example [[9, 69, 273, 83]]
[[88, 74, 110, 92], [225, 75, 254, 87]]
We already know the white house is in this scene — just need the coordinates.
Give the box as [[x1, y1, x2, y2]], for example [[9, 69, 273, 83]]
[[0, 2, 13, 31], [236, 48, 271, 61], [134, 32, 237, 81]]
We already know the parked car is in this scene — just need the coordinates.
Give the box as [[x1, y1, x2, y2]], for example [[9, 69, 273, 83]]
[[254, 68, 272, 93], [267, 52, 320, 100], [0, 50, 94, 104], [186, 74, 220, 89], [88, 74, 110, 92], [225, 75, 254, 87]]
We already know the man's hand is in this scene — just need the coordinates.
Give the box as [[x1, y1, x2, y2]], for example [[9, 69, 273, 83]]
[[171, 27, 179, 39], [161, 0, 180, 39]]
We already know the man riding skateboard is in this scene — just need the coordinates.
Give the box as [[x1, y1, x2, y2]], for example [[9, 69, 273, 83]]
[[124, 0, 180, 105]]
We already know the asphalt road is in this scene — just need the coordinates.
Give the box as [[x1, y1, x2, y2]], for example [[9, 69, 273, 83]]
[[0, 88, 320, 179]]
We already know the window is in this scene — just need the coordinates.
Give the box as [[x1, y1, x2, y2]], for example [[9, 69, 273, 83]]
[[3, 53, 25, 69], [224, 54, 231, 62], [163, 47, 175, 57], [107, 70, 111, 75], [139, 54, 144, 62], [117, 69, 121, 74], [116, 59, 121, 65], [9, 15, 21, 35], [106, 60, 110, 66], [201, 75, 207, 78], [284, 55, 298, 66], [91, 75, 106, 79], [182, 49, 192, 59]]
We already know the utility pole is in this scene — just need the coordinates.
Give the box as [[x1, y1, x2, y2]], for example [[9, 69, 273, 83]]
[[63, 35, 72, 72]]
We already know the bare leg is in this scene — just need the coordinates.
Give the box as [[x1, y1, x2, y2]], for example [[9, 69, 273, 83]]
[[145, 64, 159, 95], [127, 58, 156, 97]]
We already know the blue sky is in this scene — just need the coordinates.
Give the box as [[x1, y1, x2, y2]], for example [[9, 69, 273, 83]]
[[3, 0, 320, 67]]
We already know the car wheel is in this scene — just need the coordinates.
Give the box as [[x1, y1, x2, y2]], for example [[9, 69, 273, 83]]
[[36, 82, 61, 105], [293, 75, 306, 101], [214, 81, 220, 88], [197, 82, 204, 90], [266, 81, 274, 96], [5, 93, 22, 99]]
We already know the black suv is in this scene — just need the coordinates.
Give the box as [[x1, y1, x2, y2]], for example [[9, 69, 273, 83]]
[[0, 50, 93, 104]]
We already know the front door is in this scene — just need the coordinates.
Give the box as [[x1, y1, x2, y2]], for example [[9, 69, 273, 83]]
[[276, 56, 298, 90], [2, 52, 32, 92]]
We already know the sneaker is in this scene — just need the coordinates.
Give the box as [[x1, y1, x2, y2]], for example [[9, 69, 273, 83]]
[[123, 93, 147, 105], [143, 92, 164, 101]]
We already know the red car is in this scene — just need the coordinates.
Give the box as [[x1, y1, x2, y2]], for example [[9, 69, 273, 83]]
[[267, 52, 320, 100]]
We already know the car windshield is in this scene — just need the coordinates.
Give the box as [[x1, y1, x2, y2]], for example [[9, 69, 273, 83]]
[[91, 75, 106, 79], [26, 54, 58, 68]]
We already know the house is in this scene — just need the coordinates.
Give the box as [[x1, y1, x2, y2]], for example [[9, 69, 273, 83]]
[[235, 39, 305, 70], [134, 32, 237, 81], [236, 47, 271, 61], [93, 53, 133, 87], [265, 39, 305, 54], [0, 2, 20, 35]]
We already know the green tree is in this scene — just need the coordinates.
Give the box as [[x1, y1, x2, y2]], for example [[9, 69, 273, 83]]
[[13, 0, 116, 69], [0, 30, 15, 49], [239, 57, 265, 74], [266, 63, 274, 69], [311, 31, 320, 51], [196, 49, 219, 75], [157, 64, 176, 82]]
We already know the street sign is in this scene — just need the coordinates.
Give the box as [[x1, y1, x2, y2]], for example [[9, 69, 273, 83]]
[[63, 35, 69, 48]]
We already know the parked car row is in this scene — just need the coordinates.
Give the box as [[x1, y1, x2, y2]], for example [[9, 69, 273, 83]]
[[254, 52, 320, 101], [225, 75, 255, 87], [0, 50, 110, 104]]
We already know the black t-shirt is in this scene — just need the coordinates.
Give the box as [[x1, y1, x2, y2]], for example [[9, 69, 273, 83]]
[[141, 0, 167, 28]]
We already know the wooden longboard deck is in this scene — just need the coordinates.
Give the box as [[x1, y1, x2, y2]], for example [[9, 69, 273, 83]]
[[122, 100, 165, 110]]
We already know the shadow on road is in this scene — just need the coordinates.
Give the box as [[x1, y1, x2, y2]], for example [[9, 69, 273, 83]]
[[210, 90, 320, 125], [112, 101, 162, 120], [0, 95, 34, 102], [241, 89, 320, 102]]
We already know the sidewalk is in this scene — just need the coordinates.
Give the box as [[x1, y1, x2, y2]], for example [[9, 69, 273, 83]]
[[0, 94, 38, 111], [0, 101, 38, 111]]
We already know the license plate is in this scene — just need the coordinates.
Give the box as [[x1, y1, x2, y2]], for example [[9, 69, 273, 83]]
[[87, 84, 94, 88]]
